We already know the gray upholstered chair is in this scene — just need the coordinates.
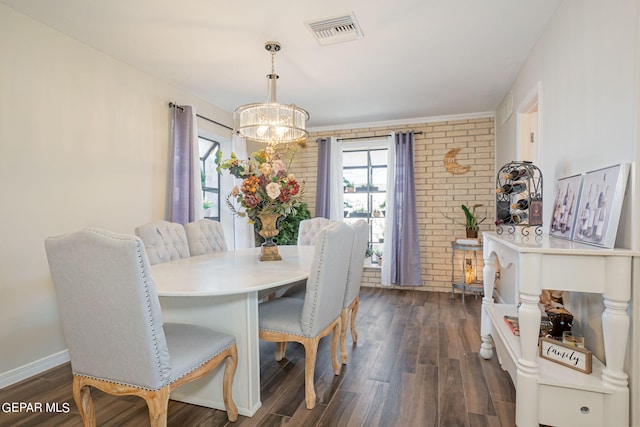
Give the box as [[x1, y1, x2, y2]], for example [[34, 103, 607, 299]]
[[185, 219, 228, 256], [258, 221, 354, 409], [339, 220, 369, 364], [45, 228, 238, 426], [135, 220, 190, 264], [296, 217, 333, 246]]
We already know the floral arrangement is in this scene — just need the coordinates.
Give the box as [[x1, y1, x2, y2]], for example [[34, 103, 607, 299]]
[[215, 146, 305, 224]]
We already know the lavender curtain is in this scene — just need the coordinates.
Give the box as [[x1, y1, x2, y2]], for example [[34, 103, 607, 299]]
[[315, 138, 331, 218], [390, 132, 422, 286], [169, 105, 200, 225]]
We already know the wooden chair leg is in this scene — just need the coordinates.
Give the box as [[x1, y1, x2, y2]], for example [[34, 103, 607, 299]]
[[275, 342, 288, 361], [302, 338, 319, 409], [223, 345, 239, 422], [331, 317, 342, 375], [350, 296, 360, 343], [73, 376, 96, 427], [340, 308, 349, 364], [142, 387, 170, 427]]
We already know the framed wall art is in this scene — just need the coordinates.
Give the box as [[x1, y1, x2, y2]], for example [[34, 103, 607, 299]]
[[572, 163, 630, 248], [549, 174, 583, 240]]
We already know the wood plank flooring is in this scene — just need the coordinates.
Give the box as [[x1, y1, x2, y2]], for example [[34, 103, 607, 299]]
[[0, 288, 516, 426]]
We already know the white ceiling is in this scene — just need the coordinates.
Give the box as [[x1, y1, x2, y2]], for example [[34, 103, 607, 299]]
[[1, 0, 561, 129]]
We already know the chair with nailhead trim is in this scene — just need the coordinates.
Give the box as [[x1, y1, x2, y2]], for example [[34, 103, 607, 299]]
[[185, 219, 228, 256], [296, 217, 334, 246], [258, 221, 354, 409], [45, 228, 238, 426], [135, 220, 190, 264]]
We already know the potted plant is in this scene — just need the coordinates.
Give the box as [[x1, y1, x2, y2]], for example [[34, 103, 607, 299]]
[[379, 200, 386, 216], [461, 204, 486, 238], [373, 249, 383, 264], [344, 178, 355, 192], [441, 203, 486, 238], [344, 200, 353, 217], [203, 199, 213, 217]]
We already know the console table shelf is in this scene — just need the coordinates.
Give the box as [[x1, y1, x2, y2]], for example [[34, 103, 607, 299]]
[[480, 232, 637, 427]]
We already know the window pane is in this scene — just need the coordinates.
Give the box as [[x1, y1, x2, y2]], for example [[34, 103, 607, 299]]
[[370, 149, 387, 166], [343, 168, 368, 189], [371, 167, 387, 191], [204, 153, 219, 188], [342, 146, 388, 264], [198, 138, 214, 157], [343, 151, 367, 167]]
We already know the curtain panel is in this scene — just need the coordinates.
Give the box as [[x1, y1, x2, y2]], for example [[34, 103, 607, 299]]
[[390, 132, 422, 286], [169, 105, 203, 225], [315, 138, 331, 218]]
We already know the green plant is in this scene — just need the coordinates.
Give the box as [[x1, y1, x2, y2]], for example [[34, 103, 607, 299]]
[[254, 202, 311, 246], [461, 204, 486, 231], [344, 200, 353, 209], [379, 200, 386, 210], [203, 199, 213, 209], [373, 248, 383, 257]]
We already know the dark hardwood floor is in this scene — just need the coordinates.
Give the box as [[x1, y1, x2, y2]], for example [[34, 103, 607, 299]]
[[0, 288, 516, 427]]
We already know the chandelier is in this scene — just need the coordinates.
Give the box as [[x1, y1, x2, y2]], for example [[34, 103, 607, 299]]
[[234, 41, 309, 146]]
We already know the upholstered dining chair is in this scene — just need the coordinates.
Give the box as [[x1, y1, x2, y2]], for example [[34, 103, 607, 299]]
[[45, 228, 238, 426], [135, 220, 190, 264], [340, 220, 369, 364], [281, 220, 370, 364], [258, 221, 354, 409], [185, 219, 228, 256], [296, 217, 334, 245]]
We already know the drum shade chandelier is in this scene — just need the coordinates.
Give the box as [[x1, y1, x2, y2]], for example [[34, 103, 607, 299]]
[[233, 41, 309, 146]]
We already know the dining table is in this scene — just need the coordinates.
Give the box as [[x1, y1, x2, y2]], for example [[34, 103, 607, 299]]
[[150, 245, 315, 417]]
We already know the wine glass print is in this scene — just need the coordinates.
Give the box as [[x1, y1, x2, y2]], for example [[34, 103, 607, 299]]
[[549, 174, 583, 240], [572, 163, 630, 248]]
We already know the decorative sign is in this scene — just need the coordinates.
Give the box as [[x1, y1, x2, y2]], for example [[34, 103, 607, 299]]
[[444, 148, 471, 175], [539, 337, 592, 374]]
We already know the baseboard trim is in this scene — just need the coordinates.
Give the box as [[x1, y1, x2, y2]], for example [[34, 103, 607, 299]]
[[0, 350, 70, 388]]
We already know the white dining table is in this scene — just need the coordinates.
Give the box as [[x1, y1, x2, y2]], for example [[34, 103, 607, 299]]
[[151, 245, 315, 417]]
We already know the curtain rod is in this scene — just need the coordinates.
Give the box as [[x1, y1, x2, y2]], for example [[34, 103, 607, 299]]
[[337, 131, 422, 142], [169, 102, 233, 131]]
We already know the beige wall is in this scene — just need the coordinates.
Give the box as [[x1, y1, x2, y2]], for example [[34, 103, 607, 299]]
[[290, 116, 495, 291], [0, 5, 232, 383], [494, 1, 639, 422]]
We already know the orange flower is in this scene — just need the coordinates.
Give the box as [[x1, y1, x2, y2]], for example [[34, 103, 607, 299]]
[[241, 176, 260, 194]]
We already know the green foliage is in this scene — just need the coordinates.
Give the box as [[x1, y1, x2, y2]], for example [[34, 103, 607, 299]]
[[461, 204, 486, 231], [255, 202, 312, 246]]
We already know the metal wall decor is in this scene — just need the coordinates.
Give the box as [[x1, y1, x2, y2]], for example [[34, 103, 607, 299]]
[[495, 161, 543, 235], [444, 148, 471, 174]]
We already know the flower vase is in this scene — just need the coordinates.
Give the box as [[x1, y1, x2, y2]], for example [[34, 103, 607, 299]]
[[257, 213, 282, 261]]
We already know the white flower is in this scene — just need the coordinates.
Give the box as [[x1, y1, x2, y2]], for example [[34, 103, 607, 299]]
[[260, 162, 273, 177], [273, 160, 286, 173], [266, 182, 281, 199]]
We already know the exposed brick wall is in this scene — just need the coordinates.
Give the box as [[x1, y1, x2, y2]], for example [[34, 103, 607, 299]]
[[287, 116, 495, 292]]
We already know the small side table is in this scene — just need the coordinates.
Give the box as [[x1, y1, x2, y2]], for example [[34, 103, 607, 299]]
[[451, 240, 483, 302]]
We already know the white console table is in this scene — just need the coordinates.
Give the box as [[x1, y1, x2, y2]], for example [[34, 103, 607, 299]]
[[480, 231, 637, 427]]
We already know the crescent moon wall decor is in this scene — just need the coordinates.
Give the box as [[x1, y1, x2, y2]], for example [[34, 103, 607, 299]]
[[444, 148, 471, 175]]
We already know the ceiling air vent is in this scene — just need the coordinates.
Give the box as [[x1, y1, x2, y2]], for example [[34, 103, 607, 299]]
[[305, 13, 364, 46]]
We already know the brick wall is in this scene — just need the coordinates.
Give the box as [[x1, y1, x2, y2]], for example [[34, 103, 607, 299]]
[[287, 116, 495, 292]]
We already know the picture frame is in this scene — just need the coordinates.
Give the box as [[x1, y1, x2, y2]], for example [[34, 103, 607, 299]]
[[572, 163, 630, 248], [539, 337, 592, 374], [549, 174, 583, 240]]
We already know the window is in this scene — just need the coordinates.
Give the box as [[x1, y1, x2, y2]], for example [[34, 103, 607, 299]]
[[342, 148, 387, 263], [198, 136, 221, 221]]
